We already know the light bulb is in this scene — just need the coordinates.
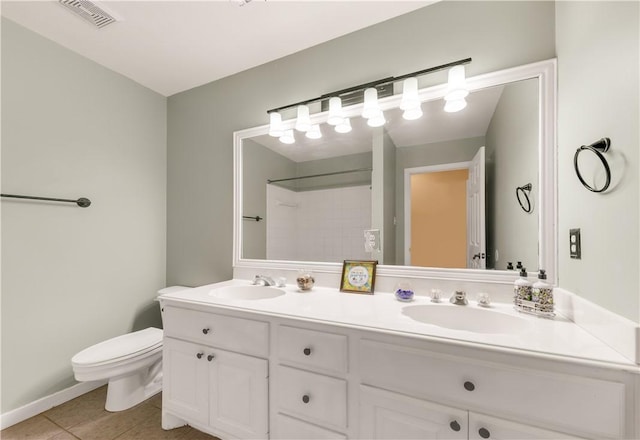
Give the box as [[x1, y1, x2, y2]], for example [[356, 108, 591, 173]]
[[444, 98, 467, 113], [445, 65, 469, 101], [400, 77, 420, 111], [362, 88, 381, 119], [295, 105, 311, 132], [403, 105, 423, 120], [305, 124, 322, 139], [268, 112, 283, 137], [327, 97, 344, 126], [279, 129, 295, 144], [367, 113, 386, 127], [335, 118, 352, 134]]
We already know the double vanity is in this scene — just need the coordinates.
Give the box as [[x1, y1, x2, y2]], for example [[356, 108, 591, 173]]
[[158, 280, 639, 440]]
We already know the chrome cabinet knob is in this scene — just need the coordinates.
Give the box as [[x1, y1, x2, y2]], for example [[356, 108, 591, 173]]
[[302, 394, 310, 404], [207, 354, 215, 362], [202, 328, 210, 335], [449, 420, 461, 432], [303, 347, 312, 356], [479, 427, 491, 439], [464, 381, 475, 391], [196, 352, 204, 359]]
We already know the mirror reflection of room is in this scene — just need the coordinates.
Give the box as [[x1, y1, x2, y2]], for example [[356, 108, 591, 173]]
[[242, 78, 538, 271]]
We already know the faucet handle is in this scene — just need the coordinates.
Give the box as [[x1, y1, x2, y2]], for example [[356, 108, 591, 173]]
[[450, 290, 468, 305], [430, 289, 442, 303]]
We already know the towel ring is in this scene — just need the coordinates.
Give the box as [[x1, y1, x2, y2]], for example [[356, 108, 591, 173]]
[[574, 138, 611, 193], [516, 183, 532, 213]]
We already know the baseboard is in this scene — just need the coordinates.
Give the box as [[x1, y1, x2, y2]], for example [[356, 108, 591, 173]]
[[554, 287, 640, 364], [0, 380, 107, 430]]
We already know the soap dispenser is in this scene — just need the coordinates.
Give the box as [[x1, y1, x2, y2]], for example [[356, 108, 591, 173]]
[[532, 269, 554, 317], [514, 267, 533, 313]]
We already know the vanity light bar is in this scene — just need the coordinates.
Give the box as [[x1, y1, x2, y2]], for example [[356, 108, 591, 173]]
[[265, 57, 472, 116]]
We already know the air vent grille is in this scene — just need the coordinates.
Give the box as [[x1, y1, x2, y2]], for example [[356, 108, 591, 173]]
[[58, 0, 118, 29]]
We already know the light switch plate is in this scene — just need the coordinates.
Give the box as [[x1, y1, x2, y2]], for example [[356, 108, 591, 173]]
[[569, 228, 581, 259]]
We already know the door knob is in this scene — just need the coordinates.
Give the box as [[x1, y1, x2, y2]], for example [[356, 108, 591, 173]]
[[479, 427, 491, 439], [196, 352, 204, 359], [449, 420, 461, 432], [303, 347, 312, 356], [302, 395, 310, 404], [464, 381, 475, 391], [202, 328, 210, 334], [207, 354, 215, 362]]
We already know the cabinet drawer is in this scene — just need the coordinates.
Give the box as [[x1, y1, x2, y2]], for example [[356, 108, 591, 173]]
[[163, 306, 269, 357], [360, 339, 625, 438], [274, 413, 347, 440], [276, 365, 347, 430], [277, 325, 347, 375]]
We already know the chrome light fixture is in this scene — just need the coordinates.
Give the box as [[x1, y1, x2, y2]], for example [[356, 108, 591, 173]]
[[265, 57, 471, 144]]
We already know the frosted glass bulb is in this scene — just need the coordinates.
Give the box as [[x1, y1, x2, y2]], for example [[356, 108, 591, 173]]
[[444, 98, 467, 113], [400, 77, 420, 111], [305, 124, 322, 139], [362, 88, 381, 120], [335, 118, 352, 133], [403, 105, 423, 120], [268, 112, 283, 137], [295, 105, 311, 132], [367, 113, 386, 127], [327, 97, 345, 126], [445, 65, 469, 101], [279, 129, 295, 144]]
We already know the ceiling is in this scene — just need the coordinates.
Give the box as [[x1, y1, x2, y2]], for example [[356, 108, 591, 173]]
[[251, 84, 505, 162], [1, 0, 433, 96]]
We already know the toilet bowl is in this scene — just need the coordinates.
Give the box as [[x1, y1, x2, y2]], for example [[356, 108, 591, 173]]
[[72, 327, 163, 412]]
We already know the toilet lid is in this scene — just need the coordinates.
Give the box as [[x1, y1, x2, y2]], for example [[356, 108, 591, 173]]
[[72, 327, 163, 366]]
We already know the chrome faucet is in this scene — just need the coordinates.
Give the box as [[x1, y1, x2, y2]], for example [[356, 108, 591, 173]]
[[450, 290, 468, 305], [253, 275, 276, 286]]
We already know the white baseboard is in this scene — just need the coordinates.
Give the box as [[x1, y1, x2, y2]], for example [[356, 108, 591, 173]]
[[554, 287, 640, 364], [0, 380, 107, 430]]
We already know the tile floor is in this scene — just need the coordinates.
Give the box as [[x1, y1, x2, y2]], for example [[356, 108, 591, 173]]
[[1, 386, 219, 440]]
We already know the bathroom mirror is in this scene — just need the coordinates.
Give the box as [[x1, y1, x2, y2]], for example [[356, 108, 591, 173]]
[[233, 59, 556, 283]]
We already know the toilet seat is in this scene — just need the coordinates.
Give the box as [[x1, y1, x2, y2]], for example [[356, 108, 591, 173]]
[[72, 327, 163, 367]]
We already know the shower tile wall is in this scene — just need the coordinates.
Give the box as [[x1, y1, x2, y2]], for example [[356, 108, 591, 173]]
[[267, 185, 372, 262]]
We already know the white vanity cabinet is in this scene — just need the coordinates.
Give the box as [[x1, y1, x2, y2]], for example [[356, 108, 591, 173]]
[[271, 324, 349, 439], [160, 293, 638, 440], [162, 305, 270, 439]]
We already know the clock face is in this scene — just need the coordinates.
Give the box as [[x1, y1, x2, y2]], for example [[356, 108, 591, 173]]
[[347, 265, 369, 287]]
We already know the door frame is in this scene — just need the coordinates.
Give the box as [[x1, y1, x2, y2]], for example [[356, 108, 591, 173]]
[[403, 161, 471, 266]]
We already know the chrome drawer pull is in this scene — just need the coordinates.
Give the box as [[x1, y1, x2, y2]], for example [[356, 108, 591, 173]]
[[449, 420, 461, 432], [479, 427, 491, 439], [303, 347, 312, 356], [463, 381, 475, 391], [302, 394, 310, 404]]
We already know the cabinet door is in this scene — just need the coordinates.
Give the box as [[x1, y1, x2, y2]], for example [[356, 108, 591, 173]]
[[469, 412, 583, 440], [209, 349, 268, 439], [162, 337, 209, 425], [359, 385, 467, 440]]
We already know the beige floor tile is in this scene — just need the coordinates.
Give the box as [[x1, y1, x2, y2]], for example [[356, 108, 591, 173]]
[[67, 401, 157, 440], [112, 408, 190, 440], [43, 386, 109, 430], [1, 415, 68, 440], [146, 392, 162, 410]]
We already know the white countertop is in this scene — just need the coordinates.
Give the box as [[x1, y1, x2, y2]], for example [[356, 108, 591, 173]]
[[159, 279, 638, 370]]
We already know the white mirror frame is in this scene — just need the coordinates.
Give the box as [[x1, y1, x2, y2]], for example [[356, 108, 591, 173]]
[[233, 59, 557, 285]]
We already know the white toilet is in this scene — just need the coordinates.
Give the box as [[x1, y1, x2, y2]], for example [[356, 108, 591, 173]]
[[72, 327, 163, 412]]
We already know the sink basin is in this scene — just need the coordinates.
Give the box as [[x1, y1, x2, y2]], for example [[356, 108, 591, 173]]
[[402, 304, 529, 334], [209, 285, 285, 300]]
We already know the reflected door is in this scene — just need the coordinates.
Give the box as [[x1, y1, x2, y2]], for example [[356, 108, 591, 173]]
[[409, 168, 469, 268], [467, 147, 486, 269]]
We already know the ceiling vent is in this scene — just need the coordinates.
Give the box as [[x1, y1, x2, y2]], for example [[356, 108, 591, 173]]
[[58, 0, 119, 29]]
